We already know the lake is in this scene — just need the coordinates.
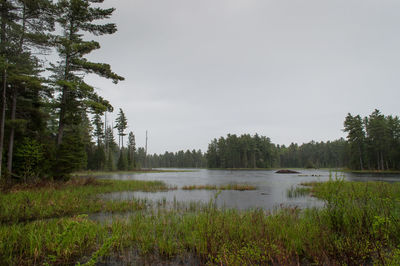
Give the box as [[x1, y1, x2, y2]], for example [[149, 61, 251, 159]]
[[97, 169, 400, 211]]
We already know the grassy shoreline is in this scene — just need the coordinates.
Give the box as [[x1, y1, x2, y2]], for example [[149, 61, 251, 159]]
[[339, 169, 400, 174], [1, 178, 400, 265]]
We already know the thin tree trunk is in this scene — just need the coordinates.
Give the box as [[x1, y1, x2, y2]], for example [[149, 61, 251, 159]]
[[0, 68, 6, 178], [7, 1, 27, 173], [56, 87, 67, 146], [57, 19, 74, 146], [358, 145, 363, 170], [7, 88, 16, 172], [0, 0, 8, 179], [377, 152, 380, 171]]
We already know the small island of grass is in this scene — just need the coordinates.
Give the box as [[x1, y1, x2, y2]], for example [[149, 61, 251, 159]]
[[182, 184, 256, 191]]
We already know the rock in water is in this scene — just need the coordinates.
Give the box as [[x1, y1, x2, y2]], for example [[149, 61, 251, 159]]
[[275, 169, 300, 174]]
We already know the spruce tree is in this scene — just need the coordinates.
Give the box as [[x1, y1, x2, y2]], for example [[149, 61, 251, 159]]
[[127, 131, 136, 170], [114, 108, 127, 148]]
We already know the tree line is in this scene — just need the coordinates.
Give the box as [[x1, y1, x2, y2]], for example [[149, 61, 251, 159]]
[[206, 134, 348, 169], [145, 150, 206, 169], [206, 110, 400, 170]]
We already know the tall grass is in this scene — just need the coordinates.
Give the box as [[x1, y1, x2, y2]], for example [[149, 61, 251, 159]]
[[0, 179, 173, 223], [0, 215, 105, 265]]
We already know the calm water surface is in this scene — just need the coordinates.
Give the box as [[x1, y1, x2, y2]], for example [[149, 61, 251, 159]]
[[98, 169, 400, 211]]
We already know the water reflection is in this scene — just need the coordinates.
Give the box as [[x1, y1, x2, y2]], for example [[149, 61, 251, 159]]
[[98, 169, 339, 210]]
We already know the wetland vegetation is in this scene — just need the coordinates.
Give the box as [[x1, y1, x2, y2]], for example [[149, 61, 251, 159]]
[[1, 177, 400, 265]]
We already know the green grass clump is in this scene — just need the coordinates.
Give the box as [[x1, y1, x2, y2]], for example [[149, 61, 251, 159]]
[[286, 186, 312, 198], [182, 184, 256, 191], [0, 178, 173, 223]]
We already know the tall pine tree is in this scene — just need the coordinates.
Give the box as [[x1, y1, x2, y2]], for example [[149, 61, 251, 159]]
[[51, 0, 123, 177]]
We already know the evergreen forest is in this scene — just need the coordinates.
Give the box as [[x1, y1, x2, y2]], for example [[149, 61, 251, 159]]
[[1, 0, 399, 186], [207, 110, 400, 170]]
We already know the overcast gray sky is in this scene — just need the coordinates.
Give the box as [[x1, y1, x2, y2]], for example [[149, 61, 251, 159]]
[[85, 0, 400, 154]]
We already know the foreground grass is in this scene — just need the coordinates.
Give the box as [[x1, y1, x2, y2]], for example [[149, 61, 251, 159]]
[[0, 178, 173, 224], [182, 184, 256, 191], [2, 179, 400, 265]]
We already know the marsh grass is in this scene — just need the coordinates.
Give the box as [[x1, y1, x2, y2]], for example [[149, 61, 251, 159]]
[[0, 215, 105, 265], [286, 186, 312, 198], [0, 178, 174, 223], [2, 178, 400, 265], [182, 184, 256, 191]]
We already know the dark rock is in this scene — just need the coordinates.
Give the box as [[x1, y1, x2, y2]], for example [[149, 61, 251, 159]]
[[275, 169, 300, 174]]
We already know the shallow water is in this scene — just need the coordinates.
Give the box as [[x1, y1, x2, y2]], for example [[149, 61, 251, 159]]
[[95, 169, 400, 211]]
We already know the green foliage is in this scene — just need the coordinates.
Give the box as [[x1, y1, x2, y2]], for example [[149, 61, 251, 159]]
[[54, 131, 87, 178], [344, 110, 400, 170], [145, 149, 206, 168], [114, 108, 127, 148], [117, 150, 127, 171], [206, 110, 400, 170], [206, 134, 347, 169], [14, 138, 44, 180], [105, 148, 115, 171], [127, 131, 136, 170]]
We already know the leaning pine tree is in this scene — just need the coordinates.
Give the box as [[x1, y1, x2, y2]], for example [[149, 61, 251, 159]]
[[51, 0, 124, 178]]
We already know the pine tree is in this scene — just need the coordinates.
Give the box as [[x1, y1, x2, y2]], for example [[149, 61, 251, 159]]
[[344, 113, 366, 170], [49, 0, 123, 177], [114, 108, 127, 148], [51, 0, 123, 146]]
